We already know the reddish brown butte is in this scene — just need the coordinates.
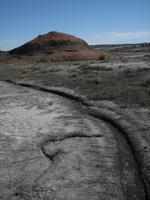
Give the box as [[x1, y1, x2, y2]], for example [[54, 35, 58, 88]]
[[9, 31, 99, 61]]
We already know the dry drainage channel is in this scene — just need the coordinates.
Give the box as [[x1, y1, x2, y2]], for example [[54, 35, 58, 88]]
[[3, 79, 149, 200]]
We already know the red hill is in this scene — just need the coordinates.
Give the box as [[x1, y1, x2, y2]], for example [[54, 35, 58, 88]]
[[9, 31, 99, 61]]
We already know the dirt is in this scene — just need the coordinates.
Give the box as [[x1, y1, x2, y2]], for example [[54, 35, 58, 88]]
[[0, 44, 149, 107], [8, 31, 100, 62], [0, 43, 150, 200], [0, 80, 149, 200]]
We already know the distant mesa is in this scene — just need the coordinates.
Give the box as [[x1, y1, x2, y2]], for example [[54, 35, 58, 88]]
[[9, 31, 99, 61]]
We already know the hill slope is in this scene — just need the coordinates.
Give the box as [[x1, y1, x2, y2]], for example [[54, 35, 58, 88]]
[[9, 31, 99, 61]]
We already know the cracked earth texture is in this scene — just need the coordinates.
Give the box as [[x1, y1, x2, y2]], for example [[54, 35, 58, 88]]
[[0, 81, 150, 200]]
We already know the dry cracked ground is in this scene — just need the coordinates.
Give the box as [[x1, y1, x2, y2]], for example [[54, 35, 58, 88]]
[[0, 47, 150, 200], [0, 80, 150, 200]]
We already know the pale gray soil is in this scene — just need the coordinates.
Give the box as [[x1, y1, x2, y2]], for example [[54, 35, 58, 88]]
[[0, 46, 150, 199], [0, 81, 150, 200]]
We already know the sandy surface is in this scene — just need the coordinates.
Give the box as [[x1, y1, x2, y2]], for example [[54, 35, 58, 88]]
[[0, 81, 149, 200], [0, 45, 150, 199]]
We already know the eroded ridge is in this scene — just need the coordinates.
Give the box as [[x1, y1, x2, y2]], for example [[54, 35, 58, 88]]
[[0, 80, 149, 200]]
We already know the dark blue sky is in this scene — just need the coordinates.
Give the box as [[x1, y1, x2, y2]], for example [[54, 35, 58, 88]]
[[0, 0, 150, 50]]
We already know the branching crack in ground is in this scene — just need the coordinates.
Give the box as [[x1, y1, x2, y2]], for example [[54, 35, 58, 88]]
[[3, 80, 149, 200], [40, 131, 102, 162], [34, 132, 102, 187]]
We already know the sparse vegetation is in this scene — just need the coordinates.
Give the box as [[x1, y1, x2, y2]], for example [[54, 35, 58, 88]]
[[78, 64, 113, 71], [123, 69, 137, 77], [77, 76, 103, 84], [45, 40, 74, 46], [98, 55, 106, 60], [142, 78, 150, 87], [37, 58, 50, 63], [0, 43, 150, 107]]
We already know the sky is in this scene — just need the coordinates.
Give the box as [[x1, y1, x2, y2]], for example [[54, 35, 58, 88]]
[[0, 0, 150, 50]]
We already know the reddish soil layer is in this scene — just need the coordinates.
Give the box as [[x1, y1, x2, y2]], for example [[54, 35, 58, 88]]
[[8, 31, 99, 62]]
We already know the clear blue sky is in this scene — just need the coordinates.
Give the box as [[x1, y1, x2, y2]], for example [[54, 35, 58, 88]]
[[0, 0, 150, 50]]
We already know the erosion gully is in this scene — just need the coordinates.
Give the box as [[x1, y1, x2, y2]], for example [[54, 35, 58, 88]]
[[2, 79, 149, 200]]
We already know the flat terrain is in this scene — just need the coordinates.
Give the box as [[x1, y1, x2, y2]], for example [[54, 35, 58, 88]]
[[0, 44, 150, 107], [0, 44, 150, 199]]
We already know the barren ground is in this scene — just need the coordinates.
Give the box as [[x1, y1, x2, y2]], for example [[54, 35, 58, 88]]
[[0, 45, 150, 200], [0, 45, 150, 107]]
